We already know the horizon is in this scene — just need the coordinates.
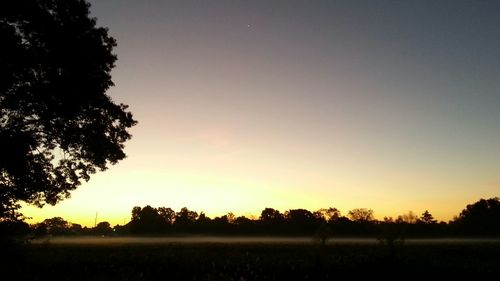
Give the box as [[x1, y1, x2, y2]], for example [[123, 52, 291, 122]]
[[23, 200, 475, 228], [20, 0, 500, 227]]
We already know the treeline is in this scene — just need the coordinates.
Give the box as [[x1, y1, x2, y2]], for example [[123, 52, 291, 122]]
[[122, 206, 442, 237], [2, 197, 500, 238]]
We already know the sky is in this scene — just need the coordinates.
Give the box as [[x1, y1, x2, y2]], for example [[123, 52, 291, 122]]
[[22, 0, 500, 226]]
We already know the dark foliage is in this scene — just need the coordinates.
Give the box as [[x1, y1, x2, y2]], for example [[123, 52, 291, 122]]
[[0, 0, 137, 219], [94, 221, 112, 236], [454, 197, 500, 236], [118, 198, 500, 237], [0, 219, 29, 238], [130, 205, 167, 234]]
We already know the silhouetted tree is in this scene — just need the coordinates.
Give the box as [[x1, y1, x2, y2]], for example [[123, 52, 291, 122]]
[[175, 207, 198, 223], [314, 222, 332, 246], [211, 215, 233, 233], [259, 208, 284, 234], [196, 212, 211, 232], [226, 212, 236, 224], [346, 209, 375, 235], [129, 205, 165, 234], [233, 216, 256, 234], [285, 209, 317, 222], [234, 216, 252, 225], [311, 208, 339, 240], [396, 211, 418, 224], [315, 207, 341, 223], [157, 207, 176, 225], [41, 217, 70, 235], [0, 219, 30, 239], [285, 209, 321, 234], [455, 197, 500, 236], [0, 0, 137, 220], [348, 208, 374, 222], [175, 207, 198, 231], [33, 222, 48, 237], [260, 208, 284, 222], [113, 224, 129, 235], [94, 221, 112, 236], [332, 216, 354, 236], [131, 206, 142, 221], [378, 222, 405, 251], [197, 212, 211, 223], [69, 223, 82, 235], [419, 210, 437, 224]]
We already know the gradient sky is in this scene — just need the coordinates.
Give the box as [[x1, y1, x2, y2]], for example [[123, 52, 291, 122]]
[[22, 0, 500, 226]]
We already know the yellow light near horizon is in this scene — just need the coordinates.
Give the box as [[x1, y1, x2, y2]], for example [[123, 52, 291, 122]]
[[20, 133, 491, 227], [21, 165, 473, 227]]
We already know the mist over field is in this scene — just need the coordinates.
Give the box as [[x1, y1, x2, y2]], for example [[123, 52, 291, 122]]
[[31, 236, 500, 246]]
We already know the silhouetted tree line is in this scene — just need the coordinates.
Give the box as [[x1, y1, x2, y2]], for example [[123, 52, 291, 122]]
[[1, 198, 500, 239]]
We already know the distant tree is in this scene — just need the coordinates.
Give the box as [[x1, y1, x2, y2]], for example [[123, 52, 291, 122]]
[[131, 206, 142, 221], [69, 223, 82, 235], [212, 215, 230, 229], [129, 205, 165, 234], [113, 224, 129, 235], [0, 0, 137, 220], [226, 212, 236, 224], [175, 207, 198, 226], [396, 211, 418, 224], [348, 208, 374, 222], [94, 221, 112, 236], [378, 220, 405, 249], [42, 217, 70, 235], [285, 209, 316, 222], [157, 207, 176, 225], [314, 222, 332, 246], [315, 207, 341, 223], [233, 215, 255, 234], [260, 208, 283, 222], [326, 216, 353, 237], [33, 222, 48, 237], [258, 208, 285, 234], [419, 210, 437, 224], [194, 212, 209, 231], [234, 216, 252, 225], [285, 209, 320, 234], [383, 216, 394, 223], [197, 212, 211, 223]]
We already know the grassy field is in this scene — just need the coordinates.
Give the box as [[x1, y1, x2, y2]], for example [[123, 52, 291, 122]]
[[3, 237, 500, 280]]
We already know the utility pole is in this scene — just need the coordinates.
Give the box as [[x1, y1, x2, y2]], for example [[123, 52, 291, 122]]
[[94, 212, 98, 228]]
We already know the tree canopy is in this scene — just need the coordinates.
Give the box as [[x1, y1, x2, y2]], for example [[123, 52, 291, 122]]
[[347, 208, 374, 222], [456, 197, 500, 235], [0, 0, 137, 220]]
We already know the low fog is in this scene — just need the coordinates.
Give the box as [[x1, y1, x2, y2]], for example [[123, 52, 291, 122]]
[[31, 236, 500, 245]]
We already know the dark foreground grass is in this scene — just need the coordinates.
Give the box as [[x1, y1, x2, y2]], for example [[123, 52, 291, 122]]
[[3, 240, 500, 280]]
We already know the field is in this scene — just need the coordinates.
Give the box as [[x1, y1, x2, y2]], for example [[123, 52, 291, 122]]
[[3, 237, 500, 280]]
